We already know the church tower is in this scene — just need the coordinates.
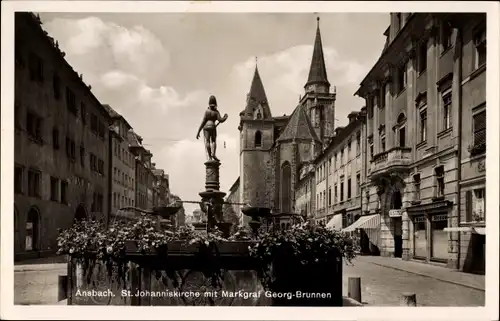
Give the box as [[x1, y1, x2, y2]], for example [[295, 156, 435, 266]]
[[239, 61, 275, 214], [299, 17, 337, 142]]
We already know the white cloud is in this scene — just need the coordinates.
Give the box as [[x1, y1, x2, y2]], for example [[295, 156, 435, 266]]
[[43, 17, 170, 83]]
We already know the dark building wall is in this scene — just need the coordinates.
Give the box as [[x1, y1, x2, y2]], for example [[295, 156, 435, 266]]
[[14, 13, 110, 259]]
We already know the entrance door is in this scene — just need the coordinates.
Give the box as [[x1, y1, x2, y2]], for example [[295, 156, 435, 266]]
[[393, 218, 403, 258], [471, 234, 485, 274]]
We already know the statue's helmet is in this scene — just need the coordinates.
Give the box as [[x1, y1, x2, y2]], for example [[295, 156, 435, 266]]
[[208, 95, 217, 107]]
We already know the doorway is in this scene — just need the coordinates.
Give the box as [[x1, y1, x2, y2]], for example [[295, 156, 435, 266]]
[[391, 190, 403, 258]]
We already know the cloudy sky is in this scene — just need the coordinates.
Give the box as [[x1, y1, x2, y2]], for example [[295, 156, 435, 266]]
[[39, 12, 388, 215]]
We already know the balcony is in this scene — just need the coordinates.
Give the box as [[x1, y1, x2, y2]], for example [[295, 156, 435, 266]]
[[369, 147, 412, 179]]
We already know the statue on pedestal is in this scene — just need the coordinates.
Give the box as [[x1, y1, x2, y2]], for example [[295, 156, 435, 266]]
[[196, 95, 228, 162]]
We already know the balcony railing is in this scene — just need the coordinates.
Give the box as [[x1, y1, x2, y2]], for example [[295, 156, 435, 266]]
[[370, 147, 412, 177]]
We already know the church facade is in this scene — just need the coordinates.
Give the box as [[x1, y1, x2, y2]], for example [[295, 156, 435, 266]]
[[228, 18, 337, 223]]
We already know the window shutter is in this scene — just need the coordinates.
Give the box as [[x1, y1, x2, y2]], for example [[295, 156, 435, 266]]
[[473, 111, 486, 146], [465, 190, 473, 222]]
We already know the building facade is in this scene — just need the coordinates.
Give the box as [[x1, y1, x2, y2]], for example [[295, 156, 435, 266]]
[[354, 12, 486, 273], [104, 104, 137, 221], [14, 12, 110, 259], [313, 111, 367, 229]]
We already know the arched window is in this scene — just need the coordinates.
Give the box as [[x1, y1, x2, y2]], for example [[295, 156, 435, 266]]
[[74, 204, 87, 223], [25, 207, 40, 251], [255, 131, 262, 148], [281, 161, 292, 213]]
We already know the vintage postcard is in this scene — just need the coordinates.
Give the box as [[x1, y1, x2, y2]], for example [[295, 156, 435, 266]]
[[1, 1, 498, 320]]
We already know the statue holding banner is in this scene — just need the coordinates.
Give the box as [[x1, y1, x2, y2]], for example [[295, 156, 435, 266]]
[[196, 95, 228, 162]]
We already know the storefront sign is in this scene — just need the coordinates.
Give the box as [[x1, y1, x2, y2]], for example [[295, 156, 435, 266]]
[[389, 209, 404, 218]]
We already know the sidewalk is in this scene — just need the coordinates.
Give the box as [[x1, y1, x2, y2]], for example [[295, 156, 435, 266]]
[[357, 255, 485, 291], [15, 256, 68, 272]]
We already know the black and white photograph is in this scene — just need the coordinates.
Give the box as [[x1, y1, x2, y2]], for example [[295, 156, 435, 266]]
[[1, 1, 498, 320]]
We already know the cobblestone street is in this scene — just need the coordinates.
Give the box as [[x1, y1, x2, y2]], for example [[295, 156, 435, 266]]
[[343, 256, 485, 306], [14, 255, 485, 306]]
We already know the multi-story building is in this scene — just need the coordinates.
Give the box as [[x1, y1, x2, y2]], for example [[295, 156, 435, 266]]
[[354, 12, 486, 273], [104, 104, 136, 221], [14, 12, 110, 259], [152, 169, 171, 207], [128, 131, 151, 212], [295, 162, 315, 219], [311, 111, 366, 229]]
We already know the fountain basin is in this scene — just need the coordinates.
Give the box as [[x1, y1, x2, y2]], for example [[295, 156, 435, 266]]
[[241, 206, 272, 218]]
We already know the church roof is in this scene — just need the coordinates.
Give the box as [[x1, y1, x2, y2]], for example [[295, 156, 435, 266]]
[[276, 104, 321, 143], [305, 18, 330, 88], [240, 64, 272, 119]]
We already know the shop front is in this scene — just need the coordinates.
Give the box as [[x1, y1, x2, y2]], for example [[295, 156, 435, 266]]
[[405, 200, 453, 264]]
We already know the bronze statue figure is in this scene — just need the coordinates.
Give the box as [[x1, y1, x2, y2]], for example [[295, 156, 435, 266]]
[[196, 95, 228, 161]]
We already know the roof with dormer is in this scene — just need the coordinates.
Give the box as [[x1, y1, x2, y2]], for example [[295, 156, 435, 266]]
[[240, 64, 272, 119], [305, 17, 330, 88], [276, 104, 321, 143]]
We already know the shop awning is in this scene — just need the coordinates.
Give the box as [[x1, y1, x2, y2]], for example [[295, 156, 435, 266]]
[[342, 214, 380, 232], [325, 214, 343, 231], [444, 226, 486, 235]]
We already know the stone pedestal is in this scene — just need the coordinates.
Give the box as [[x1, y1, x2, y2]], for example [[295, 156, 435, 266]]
[[199, 160, 226, 231], [204, 160, 221, 191]]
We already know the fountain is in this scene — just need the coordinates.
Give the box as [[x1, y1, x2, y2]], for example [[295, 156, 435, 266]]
[[241, 206, 272, 236]]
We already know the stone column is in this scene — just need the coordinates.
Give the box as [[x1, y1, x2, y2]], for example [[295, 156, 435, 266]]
[[371, 88, 379, 154], [425, 26, 439, 150], [402, 210, 411, 260], [406, 44, 417, 155], [200, 160, 226, 232]]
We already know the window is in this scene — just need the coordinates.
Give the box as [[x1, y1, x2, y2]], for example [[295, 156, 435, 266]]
[[356, 174, 361, 196], [98, 122, 106, 140], [417, 41, 427, 74], [80, 145, 85, 167], [474, 28, 486, 69], [53, 74, 61, 99], [420, 109, 427, 142], [340, 149, 344, 165], [15, 165, 23, 194], [334, 184, 338, 203], [255, 131, 262, 147], [347, 178, 352, 199], [98, 159, 104, 175], [29, 53, 43, 82], [356, 132, 361, 156], [92, 192, 104, 213], [52, 128, 59, 149], [466, 188, 485, 222], [473, 110, 486, 150], [441, 21, 452, 52], [413, 174, 421, 200], [381, 135, 386, 152], [334, 154, 337, 169], [435, 166, 445, 197], [379, 85, 386, 109], [27, 169, 41, 198], [90, 113, 98, 134], [26, 112, 43, 142], [397, 62, 407, 93], [25, 209, 39, 251], [328, 187, 332, 206], [66, 87, 77, 114], [443, 93, 452, 130], [340, 179, 344, 202], [61, 181, 68, 204], [66, 137, 76, 160], [348, 140, 352, 155], [80, 103, 87, 124], [370, 142, 374, 159], [50, 177, 59, 201], [90, 153, 97, 171]]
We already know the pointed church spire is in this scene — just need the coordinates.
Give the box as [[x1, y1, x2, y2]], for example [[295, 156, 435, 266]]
[[305, 17, 330, 89], [242, 58, 272, 119]]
